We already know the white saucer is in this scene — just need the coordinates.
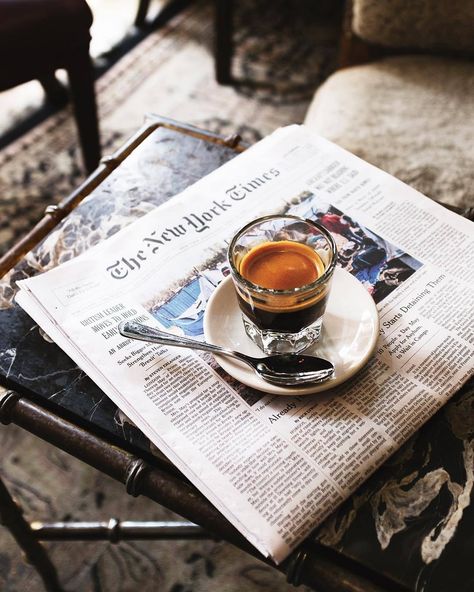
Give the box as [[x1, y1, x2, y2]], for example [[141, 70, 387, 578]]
[[203, 268, 379, 395]]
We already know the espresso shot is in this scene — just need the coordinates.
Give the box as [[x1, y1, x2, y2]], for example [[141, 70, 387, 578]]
[[236, 239, 328, 331], [228, 215, 337, 354]]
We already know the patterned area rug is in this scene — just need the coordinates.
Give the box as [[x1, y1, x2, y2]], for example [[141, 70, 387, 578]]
[[0, 0, 341, 590]]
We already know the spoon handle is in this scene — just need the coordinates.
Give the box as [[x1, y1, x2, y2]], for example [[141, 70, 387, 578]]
[[119, 321, 246, 361]]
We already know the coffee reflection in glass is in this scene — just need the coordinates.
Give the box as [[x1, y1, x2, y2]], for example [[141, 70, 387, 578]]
[[228, 215, 337, 354]]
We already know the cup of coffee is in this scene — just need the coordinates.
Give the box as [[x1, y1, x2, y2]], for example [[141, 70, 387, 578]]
[[228, 214, 337, 354]]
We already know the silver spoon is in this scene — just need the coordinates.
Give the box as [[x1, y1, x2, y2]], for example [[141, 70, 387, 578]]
[[119, 321, 334, 386]]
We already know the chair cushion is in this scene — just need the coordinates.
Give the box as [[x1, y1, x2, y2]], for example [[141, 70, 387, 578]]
[[352, 0, 474, 54], [0, 0, 93, 89], [304, 56, 474, 208]]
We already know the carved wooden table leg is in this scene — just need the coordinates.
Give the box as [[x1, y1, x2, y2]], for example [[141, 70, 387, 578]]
[[215, 0, 234, 84], [0, 473, 63, 592]]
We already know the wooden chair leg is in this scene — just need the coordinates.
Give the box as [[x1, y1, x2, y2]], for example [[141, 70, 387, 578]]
[[135, 0, 152, 28], [0, 474, 63, 592], [136, 0, 192, 30], [215, 0, 234, 85], [39, 73, 69, 107], [66, 48, 101, 174]]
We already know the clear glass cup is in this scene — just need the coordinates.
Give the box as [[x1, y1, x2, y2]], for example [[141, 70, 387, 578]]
[[228, 214, 337, 354]]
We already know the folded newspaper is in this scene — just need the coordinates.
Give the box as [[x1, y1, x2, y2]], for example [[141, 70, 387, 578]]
[[16, 125, 474, 563]]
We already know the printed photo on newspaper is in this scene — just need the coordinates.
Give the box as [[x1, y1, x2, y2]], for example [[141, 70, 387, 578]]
[[15, 125, 474, 563]]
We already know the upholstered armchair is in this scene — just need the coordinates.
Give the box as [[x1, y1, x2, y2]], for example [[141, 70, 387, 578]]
[[304, 0, 474, 210]]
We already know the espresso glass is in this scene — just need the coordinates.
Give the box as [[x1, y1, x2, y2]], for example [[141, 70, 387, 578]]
[[228, 215, 337, 354]]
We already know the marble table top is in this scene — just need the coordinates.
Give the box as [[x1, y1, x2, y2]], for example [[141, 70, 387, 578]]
[[0, 119, 472, 592]]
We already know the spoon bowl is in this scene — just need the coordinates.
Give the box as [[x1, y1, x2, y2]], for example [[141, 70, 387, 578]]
[[119, 321, 334, 386]]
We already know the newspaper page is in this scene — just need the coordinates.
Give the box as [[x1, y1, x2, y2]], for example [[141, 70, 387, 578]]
[[16, 125, 474, 563]]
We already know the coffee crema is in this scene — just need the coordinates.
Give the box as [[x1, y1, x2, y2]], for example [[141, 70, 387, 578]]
[[239, 240, 325, 290]]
